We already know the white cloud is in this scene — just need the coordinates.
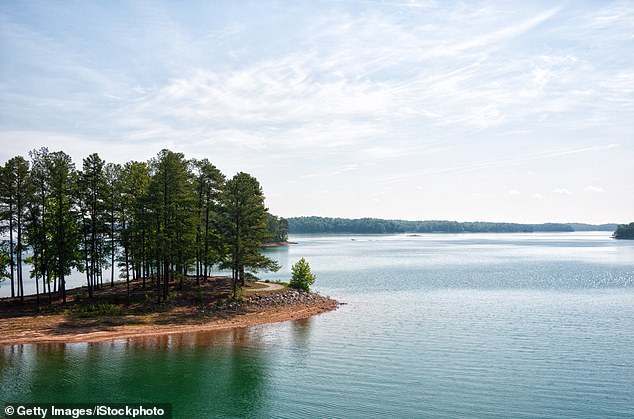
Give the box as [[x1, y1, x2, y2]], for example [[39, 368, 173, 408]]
[[552, 188, 572, 195], [585, 185, 605, 193]]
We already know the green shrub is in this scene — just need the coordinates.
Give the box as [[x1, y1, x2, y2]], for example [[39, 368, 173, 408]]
[[230, 287, 244, 302], [72, 303, 124, 317], [75, 289, 85, 302], [289, 258, 316, 292]]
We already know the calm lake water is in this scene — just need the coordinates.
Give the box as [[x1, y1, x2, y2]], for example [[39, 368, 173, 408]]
[[2, 232, 634, 418]]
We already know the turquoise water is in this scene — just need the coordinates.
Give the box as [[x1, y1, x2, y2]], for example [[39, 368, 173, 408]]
[[2, 232, 634, 417]]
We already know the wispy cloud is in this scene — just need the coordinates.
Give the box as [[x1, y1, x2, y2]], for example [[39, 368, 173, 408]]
[[378, 144, 621, 184], [585, 185, 605, 193], [435, 6, 561, 56], [1, 1, 632, 222]]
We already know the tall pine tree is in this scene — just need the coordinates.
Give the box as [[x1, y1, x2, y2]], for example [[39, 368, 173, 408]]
[[192, 158, 225, 284], [221, 172, 279, 297], [46, 151, 80, 304], [0, 156, 30, 299], [147, 150, 195, 300]]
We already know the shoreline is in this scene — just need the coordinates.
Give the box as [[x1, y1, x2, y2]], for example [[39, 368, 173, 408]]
[[261, 241, 298, 247], [0, 276, 339, 346], [0, 299, 337, 345]]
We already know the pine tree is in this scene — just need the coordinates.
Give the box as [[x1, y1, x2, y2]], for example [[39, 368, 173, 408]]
[[117, 161, 151, 297], [104, 163, 122, 288], [221, 172, 280, 298], [46, 151, 80, 304], [26, 148, 52, 305], [192, 158, 225, 284], [147, 150, 195, 300], [78, 153, 108, 298], [0, 156, 30, 300], [289, 258, 316, 292]]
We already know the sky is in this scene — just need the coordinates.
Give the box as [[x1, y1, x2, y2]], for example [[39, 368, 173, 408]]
[[0, 1, 632, 224]]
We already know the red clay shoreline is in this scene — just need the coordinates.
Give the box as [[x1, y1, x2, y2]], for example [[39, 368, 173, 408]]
[[0, 276, 339, 346], [261, 241, 298, 247], [0, 302, 337, 345]]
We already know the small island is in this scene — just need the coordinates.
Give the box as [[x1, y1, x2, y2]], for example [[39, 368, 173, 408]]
[[613, 222, 634, 240]]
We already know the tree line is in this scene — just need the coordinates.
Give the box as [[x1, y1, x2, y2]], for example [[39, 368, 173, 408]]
[[287, 216, 587, 234], [0, 148, 282, 304]]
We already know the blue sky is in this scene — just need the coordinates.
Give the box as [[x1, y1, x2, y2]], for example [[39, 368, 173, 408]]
[[1, 1, 632, 223]]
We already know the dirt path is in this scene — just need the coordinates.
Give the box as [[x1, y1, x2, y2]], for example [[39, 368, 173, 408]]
[[245, 282, 286, 292]]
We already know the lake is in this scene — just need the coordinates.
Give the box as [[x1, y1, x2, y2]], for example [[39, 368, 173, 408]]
[[2, 232, 633, 418]]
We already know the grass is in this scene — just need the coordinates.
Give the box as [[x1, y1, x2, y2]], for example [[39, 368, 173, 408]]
[[68, 303, 125, 318]]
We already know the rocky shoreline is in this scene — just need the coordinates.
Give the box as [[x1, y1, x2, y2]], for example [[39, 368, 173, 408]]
[[217, 289, 333, 311]]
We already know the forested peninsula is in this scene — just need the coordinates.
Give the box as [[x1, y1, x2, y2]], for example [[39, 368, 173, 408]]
[[288, 216, 617, 234], [0, 148, 337, 345]]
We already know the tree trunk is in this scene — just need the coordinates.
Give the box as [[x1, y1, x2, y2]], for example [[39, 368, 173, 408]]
[[60, 274, 66, 304], [82, 216, 93, 298], [17, 208, 24, 300], [196, 214, 201, 285], [203, 207, 210, 281], [8, 195, 15, 298], [232, 268, 238, 299], [111, 209, 115, 287], [163, 259, 169, 300], [142, 226, 147, 288], [46, 271, 51, 304], [35, 262, 40, 307]]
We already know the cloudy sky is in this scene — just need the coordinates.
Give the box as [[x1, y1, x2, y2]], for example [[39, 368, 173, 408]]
[[1, 1, 632, 224]]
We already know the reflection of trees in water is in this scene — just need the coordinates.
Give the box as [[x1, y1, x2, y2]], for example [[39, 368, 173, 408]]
[[2, 342, 101, 403], [1, 332, 270, 418], [0, 320, 319, 417]]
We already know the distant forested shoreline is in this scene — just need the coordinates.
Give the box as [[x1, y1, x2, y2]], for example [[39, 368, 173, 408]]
[[288, 216, 617, 234]]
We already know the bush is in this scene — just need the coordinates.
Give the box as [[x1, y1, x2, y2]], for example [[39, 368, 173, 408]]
[[71, 303, 124, 318], [289, 258, 316, 292]]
